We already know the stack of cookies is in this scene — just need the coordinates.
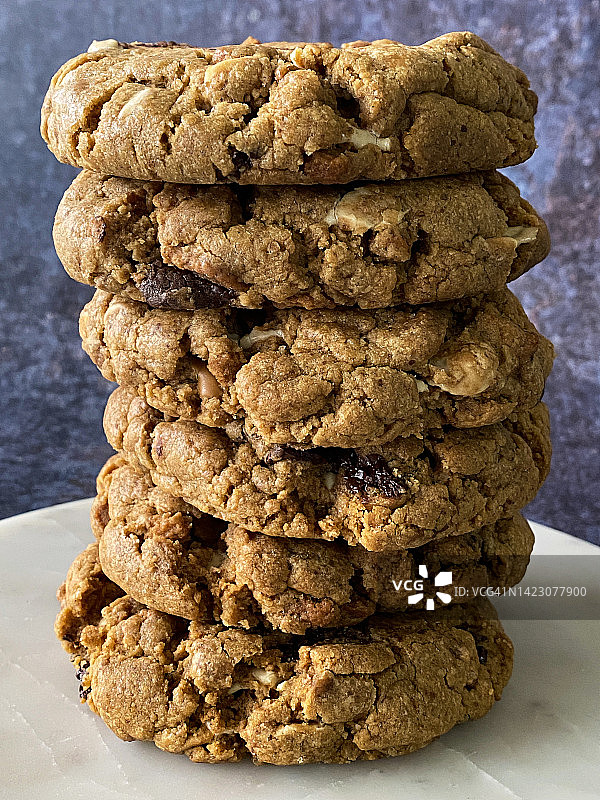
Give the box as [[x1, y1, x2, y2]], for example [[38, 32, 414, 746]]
[[42, 32, 553, 765]]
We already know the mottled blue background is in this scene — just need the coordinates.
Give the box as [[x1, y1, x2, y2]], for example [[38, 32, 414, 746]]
[[1, 0, 598, 542]]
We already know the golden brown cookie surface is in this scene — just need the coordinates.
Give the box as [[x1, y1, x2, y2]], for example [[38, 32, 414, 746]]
[[56, 546, 513, 764], [92, 454, 534, 633], [81, 288, 553, 447], [104, 386, 551, 550], [54, 170, 548, 310], [42, 33, 537, 185]]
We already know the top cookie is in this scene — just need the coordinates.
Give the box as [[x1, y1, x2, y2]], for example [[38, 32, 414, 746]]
[[41, 32, 537, 184]]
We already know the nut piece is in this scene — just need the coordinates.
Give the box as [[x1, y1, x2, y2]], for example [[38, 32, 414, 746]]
[[197, 365, 222, 399], [428, 344, 499, 396]]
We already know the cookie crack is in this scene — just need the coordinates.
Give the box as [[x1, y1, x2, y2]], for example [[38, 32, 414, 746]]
[[77, 83, 127, 158]]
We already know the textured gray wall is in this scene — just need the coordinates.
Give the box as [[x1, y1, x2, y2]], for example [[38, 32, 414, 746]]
[[1, 0, 598, 542]]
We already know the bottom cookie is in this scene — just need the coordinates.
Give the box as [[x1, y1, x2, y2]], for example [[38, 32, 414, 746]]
[[56, 548, 513, 765]]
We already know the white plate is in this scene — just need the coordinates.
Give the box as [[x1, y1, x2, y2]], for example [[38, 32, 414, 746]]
[[1, 500, 599, 800]]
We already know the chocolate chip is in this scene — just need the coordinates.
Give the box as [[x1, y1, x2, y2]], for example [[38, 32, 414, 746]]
[[262, 445, 407, 498], [75, 660, 91, 699], [262, 444, 329, 466], [136, 261, 239, 310], [339, 452, 408, 498], [91, 216, 107, 242], [476, 645, 488, 664], [75, 660, 89, 682], [230, 149, 252, 178]]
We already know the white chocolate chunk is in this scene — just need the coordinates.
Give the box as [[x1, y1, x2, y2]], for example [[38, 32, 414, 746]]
[[346, 127, 392, 151], [206, 720, 237, 733], [325, 187, 406, 233], [251, 667, 279, 686], [506, 226, 538, 246], [87, 39, 122, 53], [323, 471, 337, 490], [290, 47, 305, 68], [324, 205, 339, 227], [227, 667, 279, 694], [240, 327, 285, 349], [118, 87, 155, 117], [227, 668, 278, 694], [428, 345, 498, 396]]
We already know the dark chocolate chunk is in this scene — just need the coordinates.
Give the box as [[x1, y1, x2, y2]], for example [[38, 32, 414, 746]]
[[136, 261, 239, 310], [339, 452, 408, 498], [262, 445, 407, 498], [262, 444, 330, 467], [126, 40, 188, 48]]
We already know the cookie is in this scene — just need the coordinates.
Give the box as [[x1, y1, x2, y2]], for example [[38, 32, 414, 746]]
[[104, 386, 551, 550], [82, 287, 553, 447], [42, 32, 536, 185], [54, 170, 548, 310], [56, 546, 513, 764], [92, 454, 534, 633]]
